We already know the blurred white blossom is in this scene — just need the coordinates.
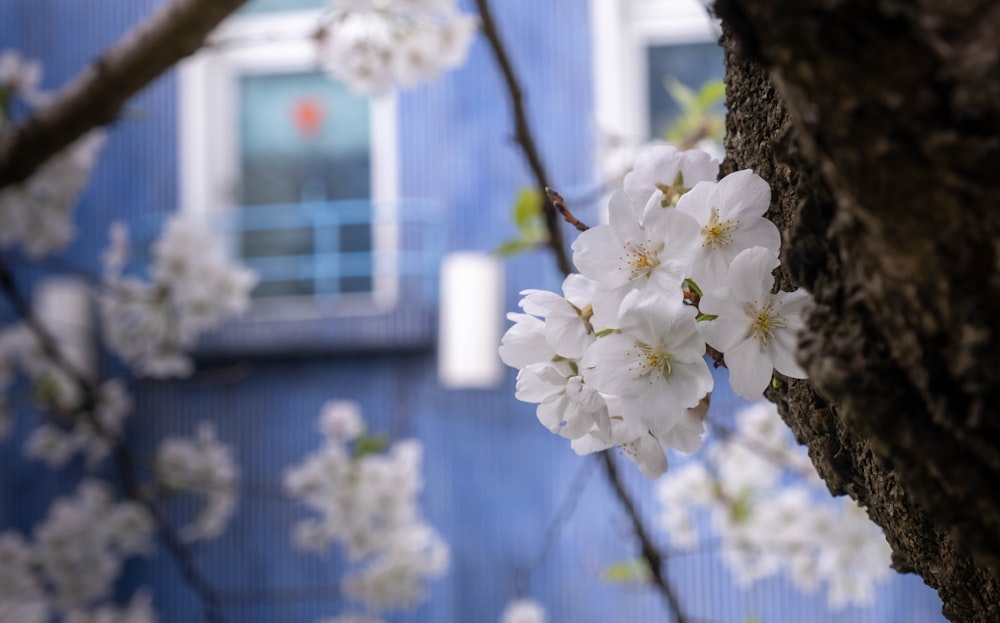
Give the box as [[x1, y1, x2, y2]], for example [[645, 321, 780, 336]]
[[0, 130, 104, 258], [154, 422, 239, 542], [100, 214, 257, 378], [0, 481, 154, 618], [655, 402, 892, 608], [285, 403, 448, 616], [25, 379, 132, 470], [318, 0, 477, 94]]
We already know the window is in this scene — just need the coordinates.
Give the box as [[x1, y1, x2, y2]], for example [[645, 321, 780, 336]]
[[178, 6, 400, 318], [590, 0, 723, 144]]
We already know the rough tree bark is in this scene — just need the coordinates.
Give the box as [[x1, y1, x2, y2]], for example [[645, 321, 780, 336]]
[[714, 1, 1000, 621]]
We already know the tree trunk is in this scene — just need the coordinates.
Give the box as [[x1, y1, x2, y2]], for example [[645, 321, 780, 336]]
[[715, 1, 1000, 620]]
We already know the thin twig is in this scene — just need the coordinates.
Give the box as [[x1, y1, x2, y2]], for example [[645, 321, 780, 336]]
[[545, 187, 589, 232], [474, 0, 573, 276], [0, 0, 249, 189], [601, 451, 689, 623]]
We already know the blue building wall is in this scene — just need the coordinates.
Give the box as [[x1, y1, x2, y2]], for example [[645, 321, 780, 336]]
[[0, 1, 948, 622]]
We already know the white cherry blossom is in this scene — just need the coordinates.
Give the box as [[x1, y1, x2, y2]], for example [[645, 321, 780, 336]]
[[0, 532, 49, 623], [499, 313, 555, 369], [515, 360, 610, 439], [32, 480, 154, 614], [154, 423, 239, 542], [583, 290, 712, 438], [100, 215, 256, 378], [285, 404, 448, 617], [676, 169, 781, 291], [25, 379, 132, 469], [319, 0, 477, 95], [518, 273, 600, 358], [698, 246, 813, 399], [0, 49, 45, 108], [623, 144, 719, 208], [572, 191, 700, 328], [319, 400, 366, 441], [572, 414, 669, 479], [0, 131, 104, 258], [655, 402, 891, 608]]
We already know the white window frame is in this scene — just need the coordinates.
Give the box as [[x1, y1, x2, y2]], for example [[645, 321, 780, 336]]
[[177, 9, 400, 318], [590, 0, 721, 144]]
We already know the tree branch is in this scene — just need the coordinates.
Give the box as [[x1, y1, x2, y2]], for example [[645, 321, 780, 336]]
[[473, 0, 573, 276], [0, 0, 248, 189]]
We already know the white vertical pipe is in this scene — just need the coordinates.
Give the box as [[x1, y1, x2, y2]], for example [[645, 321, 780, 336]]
[[437, 252, 504, 389]]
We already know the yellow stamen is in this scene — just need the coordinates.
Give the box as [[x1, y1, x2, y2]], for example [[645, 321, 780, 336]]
[[748, 299, 787, 346], [701, 208, 739, 248], [619, 240, 661, 280]]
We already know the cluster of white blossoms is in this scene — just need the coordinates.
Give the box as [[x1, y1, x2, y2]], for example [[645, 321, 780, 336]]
[[499, 598, 547, 623], [284, 401, 449, 621], [500, 144, 814, 478], [99, 214, 257, 378], [0, 322, 132, 470], [317, 0, 478, 94], [25, 378, 131, 470], [154, 422, 239, 542], [0, 49, 105, 259], [656, 402, 893, 609], [0, 480, 156, 622]]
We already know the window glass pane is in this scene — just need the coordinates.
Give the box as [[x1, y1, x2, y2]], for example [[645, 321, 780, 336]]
[[241, 0, 324, 14], [237, 70, 373, 299], [646, 42, 724, 140], [239, 71, 370, 205]]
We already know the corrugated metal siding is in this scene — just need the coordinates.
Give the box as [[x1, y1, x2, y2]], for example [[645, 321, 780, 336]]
[[0, 1, 949, 622]]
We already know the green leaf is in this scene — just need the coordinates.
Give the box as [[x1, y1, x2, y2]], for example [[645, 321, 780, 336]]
[[513, 187, 543, 230], [696, 314, 718, 322], [352, 433, 389, 459], [696, 79, 726, 110], [602, 559, 652, 584]]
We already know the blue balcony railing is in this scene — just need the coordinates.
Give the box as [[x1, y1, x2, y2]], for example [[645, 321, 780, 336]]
[[213, 198, 444, 306]]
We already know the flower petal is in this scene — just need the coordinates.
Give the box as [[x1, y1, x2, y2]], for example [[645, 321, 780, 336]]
[[715, 169, 772, 220], [572, 226, 630, 287], [675, 180, 716, 225], [725, 338, 774, 399], [767, 327, 808, 379], [729, 218, 781, 258], [726, 247, 779, 304]]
